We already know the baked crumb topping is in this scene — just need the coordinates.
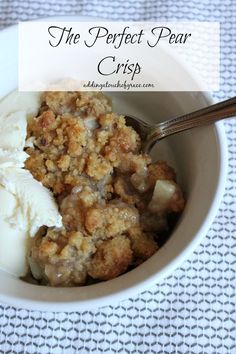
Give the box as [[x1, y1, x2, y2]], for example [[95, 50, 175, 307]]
[[25, 91, 185, 286]]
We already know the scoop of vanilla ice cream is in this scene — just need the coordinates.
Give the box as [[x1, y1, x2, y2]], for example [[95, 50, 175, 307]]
[[0, 90, 63, 278], [0, 185, 29, 277], [0, 91, 41, 120], [0, 168, 62, 237]]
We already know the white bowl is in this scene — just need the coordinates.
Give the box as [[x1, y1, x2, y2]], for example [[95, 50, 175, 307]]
[[0, 18, 227, 312]]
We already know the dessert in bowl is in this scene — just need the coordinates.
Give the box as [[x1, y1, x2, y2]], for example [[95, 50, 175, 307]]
[[0, 88, 227, 311]]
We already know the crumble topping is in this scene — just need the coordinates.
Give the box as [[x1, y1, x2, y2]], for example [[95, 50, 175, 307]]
[[25, 91, 185, 286]]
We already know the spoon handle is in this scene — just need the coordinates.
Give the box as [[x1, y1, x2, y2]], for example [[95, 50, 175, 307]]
[[145, 96, 236, 151]]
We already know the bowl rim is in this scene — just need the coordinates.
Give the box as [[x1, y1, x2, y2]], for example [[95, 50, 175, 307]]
[[0, 18, 228, 312]]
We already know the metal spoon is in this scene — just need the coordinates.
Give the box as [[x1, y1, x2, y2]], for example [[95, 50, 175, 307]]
[[125, 96, 236, 153]]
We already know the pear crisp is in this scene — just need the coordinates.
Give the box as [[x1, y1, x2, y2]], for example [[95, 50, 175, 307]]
[[25, 91, 185, 287]]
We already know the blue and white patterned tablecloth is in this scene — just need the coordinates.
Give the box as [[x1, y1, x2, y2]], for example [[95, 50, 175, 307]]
[[0, 1, 235, 353]]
